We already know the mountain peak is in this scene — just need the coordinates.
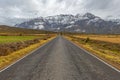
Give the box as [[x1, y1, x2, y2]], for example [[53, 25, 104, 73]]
[[83, 13, 96, 19], [16, 13, 120, 34]]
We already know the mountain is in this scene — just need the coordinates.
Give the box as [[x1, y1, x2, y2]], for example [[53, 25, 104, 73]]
[[16, 13, 120, 34]]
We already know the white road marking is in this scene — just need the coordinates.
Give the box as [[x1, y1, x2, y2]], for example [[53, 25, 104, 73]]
[[1, 36, 119, 74], [0, 38, 55, 73], [68, 39, 120, 73]]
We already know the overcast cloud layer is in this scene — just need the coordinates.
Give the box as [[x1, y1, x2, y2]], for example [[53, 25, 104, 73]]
[[0, 0, 120, 25]]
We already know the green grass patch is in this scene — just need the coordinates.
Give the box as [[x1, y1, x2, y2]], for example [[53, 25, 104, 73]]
[[0, 36, 41, 44], [0, 36, 56, 70]]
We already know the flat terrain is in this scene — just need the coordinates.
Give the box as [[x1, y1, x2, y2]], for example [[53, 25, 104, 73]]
[[75, 34, 120, 43], [0, 36, 41, 44], [0, 25, 54, 35], [0, 36, 120, 80]]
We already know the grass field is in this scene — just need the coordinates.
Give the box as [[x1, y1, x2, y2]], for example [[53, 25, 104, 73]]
[[0, 25, 56, 69], [0, 25, 55, 35], [66, 34, 120, 70], [0, 35, 55, 56], [0, 36, 41, 44], [0, 36, 55, 70], [74, 34, 120, 43]]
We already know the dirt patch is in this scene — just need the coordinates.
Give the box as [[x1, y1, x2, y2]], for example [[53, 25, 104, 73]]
[[0, 39, 40, 56]]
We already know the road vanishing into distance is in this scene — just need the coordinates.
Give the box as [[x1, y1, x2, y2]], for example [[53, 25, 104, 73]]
[[0, 36, 120, 80]]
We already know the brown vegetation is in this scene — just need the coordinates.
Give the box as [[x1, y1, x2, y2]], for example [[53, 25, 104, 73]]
[[0, 35, 56, 70], [74, 34, 120, 44], [66, 35, 120, 70], [0, 39, 40, 56], [0, 35, 53, 56], [0, 25, 55, 35]]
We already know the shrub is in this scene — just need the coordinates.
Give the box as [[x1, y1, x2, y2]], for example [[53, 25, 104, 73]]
[[0, 38, 40, 56], [85, 37, 90, 43]]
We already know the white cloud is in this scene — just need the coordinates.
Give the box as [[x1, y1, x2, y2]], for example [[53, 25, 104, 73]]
[[0, 0, 120, 25]]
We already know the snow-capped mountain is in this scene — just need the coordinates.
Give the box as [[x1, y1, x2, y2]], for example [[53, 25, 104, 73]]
[[105, 16, 120, 25], [106, 19, 120, 25], [16, 13, 120, 34]]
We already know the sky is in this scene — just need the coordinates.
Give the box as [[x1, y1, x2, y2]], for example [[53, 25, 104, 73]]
[[0, 0, 120, 25]]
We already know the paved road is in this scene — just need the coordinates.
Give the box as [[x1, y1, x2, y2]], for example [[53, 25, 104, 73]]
[[0, 36, 120, 80]]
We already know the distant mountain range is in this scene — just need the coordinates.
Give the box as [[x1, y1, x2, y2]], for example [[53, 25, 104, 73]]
[[16, 13, 120, 34]]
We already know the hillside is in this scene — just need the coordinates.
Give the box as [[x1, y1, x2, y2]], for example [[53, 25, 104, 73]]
[[0, 25, 54, 35]]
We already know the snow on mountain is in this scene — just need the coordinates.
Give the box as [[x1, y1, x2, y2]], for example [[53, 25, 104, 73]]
[[16, 13, 120, 34], [107, 19, 120, 25], [105, 15, 120, 25], [34, 25, 44, 29], [65, 25, 73, 29], [45, 14, 75, 24]]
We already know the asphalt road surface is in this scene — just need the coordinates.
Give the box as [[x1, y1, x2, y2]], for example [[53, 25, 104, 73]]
[[0, 36, 120, 80]]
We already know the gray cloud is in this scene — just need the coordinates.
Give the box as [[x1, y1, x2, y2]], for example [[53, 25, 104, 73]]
[[84, 0, 112, 10], [83, 0, 120, 17], [0, 0, 120, 25]]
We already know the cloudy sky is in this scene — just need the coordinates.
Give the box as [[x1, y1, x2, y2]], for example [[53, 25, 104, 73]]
[[0, 0, 120, 25]]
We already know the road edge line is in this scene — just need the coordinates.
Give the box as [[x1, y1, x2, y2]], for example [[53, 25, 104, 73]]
[[0, 37, 56, 73], [65, 38, 120, 73]]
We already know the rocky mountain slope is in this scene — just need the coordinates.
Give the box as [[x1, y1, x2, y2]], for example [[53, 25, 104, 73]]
[[16, 13, 120, 34]]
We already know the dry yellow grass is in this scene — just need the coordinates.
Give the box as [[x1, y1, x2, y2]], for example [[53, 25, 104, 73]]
[[0, 36, 55, 70], [65, 35, 120, 70], [75, 35, 120, 43], [82, 44, 120, 65]]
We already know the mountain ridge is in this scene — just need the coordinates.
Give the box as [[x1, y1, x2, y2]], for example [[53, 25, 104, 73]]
[[16, 13, 120, 34]]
